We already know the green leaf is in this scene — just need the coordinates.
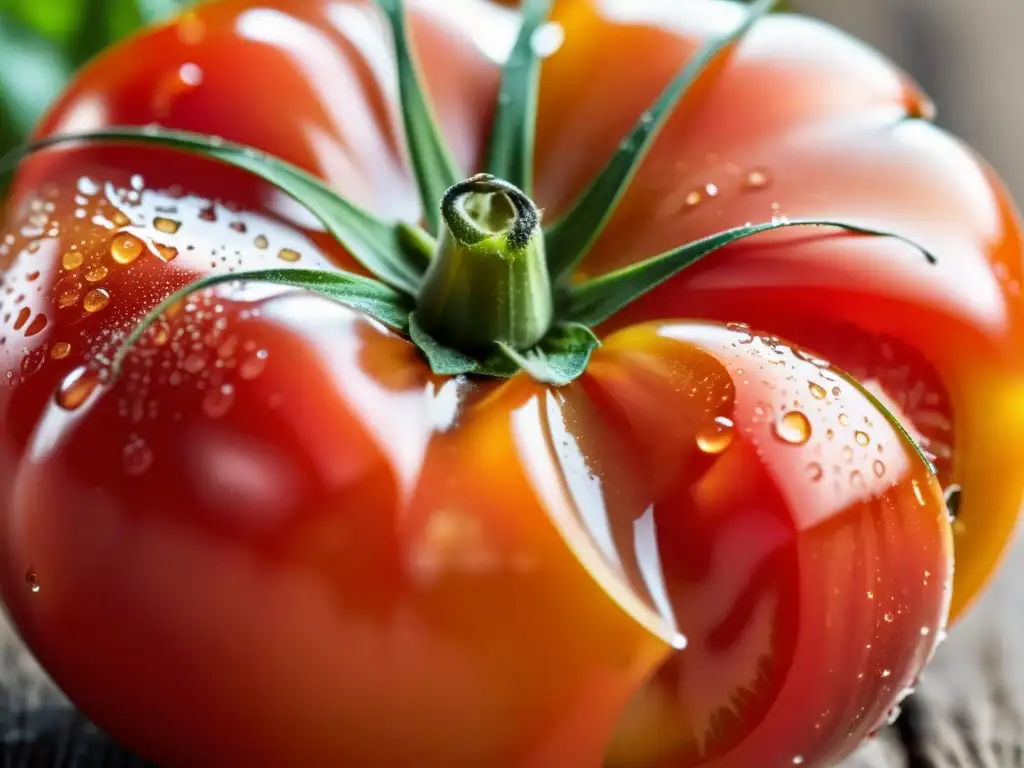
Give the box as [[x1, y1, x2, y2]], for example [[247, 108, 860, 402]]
[[544, 0, 777, 282], [408, 312, 479, 375], [485, 0, 552, 194], [113, 268, 412, 376], [409, 313, 595, 385], [0, 15, 74, 136], [0, 127, 429, 294], [375, 0, 461, 235], [564, 219, 938, 327], [498, 322, 599, 386]]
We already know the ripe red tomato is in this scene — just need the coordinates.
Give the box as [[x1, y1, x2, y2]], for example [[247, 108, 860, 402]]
[[0, 0, 1017, 766]]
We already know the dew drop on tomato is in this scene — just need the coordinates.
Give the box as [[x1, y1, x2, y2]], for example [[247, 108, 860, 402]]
[[695, 415, 735, 454], [277, 248, 301, 263], [83, 289, 110, 313], [50, 342, 71, 360], [773, 410, 811, 445], [122, 436, 154, 476], [56, 279, 82, 308], [743, 169, 772, 190], [25, 569, 39, 593], [56, 366, 99, 410], [203, 384, 235, 419], [808, 381, 827, 399], [85, 265, 108, 282], [239, 349, 269, 380], [154, 217, 181, 234], [110, 233, 144, 265], [61, 251, 83, 270], [13, 307, 30, 330]]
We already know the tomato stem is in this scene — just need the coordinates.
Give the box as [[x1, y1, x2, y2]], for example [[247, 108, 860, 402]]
[[415, 174, 552, 352]]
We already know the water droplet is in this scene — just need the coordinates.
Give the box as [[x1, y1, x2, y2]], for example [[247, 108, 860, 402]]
[[111, 210, 131, 227], [792, 758, 804, 766], [25, 313, 48, 337], [110, 233, 144, 264], [744, 169, 772, 190], [230, 221, 247, 234], [838, 413, 850, 427], [183, 352, 207, 374], [25, 271, 40, 282], [867, 591, 875, 599], [56, 366, 99, 410], [704, 182, 719, 197], [855, 430, 870, 446], [254, 234, 269, 249], [920, 626, 931, 636], [25, 569, 39, 593], [83, 288, 110, 313], [806, 462, 823, 482], [808, 382, 826, 399], [77, 177, 100, 196], [154, 217, 181, 234], [155, 244, 179, 262], [277, 248, 301, 263], [122, 436, 153, 476], [883, 612, 894, 623], [62, 251, 83, 270], [850, 470, 866, 489], [873, 460, 886, 478], [85, 264, 108, 282], [203, 383, 235, 418], [13, 307, 30, 330], [239, 348, 269, 380], [57, 280, 83, 308], [774, 411, 811, 445], [881, 669, 891, 678], [795, 349, 830, 367], [51, 342, 71, 359], [831, 386, 841, 397], [696, 416, 735, 454], [842, 445, 854, 463], [683, 189, 702, 209]]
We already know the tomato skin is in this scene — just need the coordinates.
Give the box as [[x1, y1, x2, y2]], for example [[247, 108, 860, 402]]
[[0, 166, 950, 764], [31, 0, 1023, 622], [0, 0, 1012, 765]]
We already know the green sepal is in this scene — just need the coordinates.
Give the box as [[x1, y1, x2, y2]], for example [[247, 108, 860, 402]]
[[485, 0, 553, 194], [409, 312, 595, 386], [396, 221, 437, 272], [375, 0, 462, 235], [544, 0, 777, 282], [498, 322, 599, 386], [0, 127, 429, 295], [564, 219, 938, 327], [408, 312, 480, 375], [113, 268, 412, 376]]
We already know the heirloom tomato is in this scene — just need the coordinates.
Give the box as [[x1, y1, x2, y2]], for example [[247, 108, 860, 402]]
[[0, 0, 1019, 767]]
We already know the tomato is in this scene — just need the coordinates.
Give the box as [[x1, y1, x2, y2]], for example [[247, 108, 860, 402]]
[[0, 0, 1015, 766]]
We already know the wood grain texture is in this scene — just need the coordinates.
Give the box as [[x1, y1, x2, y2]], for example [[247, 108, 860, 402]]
[[2, 0, 1024, 765]]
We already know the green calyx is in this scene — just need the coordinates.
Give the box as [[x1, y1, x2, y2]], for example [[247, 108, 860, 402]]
[[1, 0, 938, 388], [416, 174, 552, 353]]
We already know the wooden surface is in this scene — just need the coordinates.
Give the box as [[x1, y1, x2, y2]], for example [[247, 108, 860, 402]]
[[3, 0, 1024, 765]]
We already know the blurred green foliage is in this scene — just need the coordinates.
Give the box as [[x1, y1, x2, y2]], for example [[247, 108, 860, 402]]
[[0, 0, 185, 157]]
